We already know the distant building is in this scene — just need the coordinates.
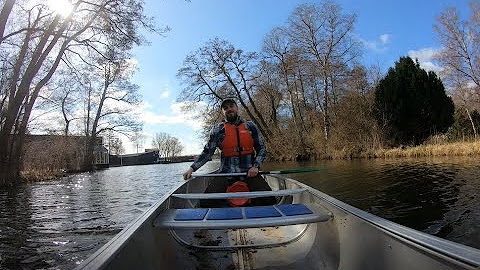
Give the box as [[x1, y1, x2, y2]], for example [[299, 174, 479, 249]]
[[94, 145, 109, 169], [109, 149, 197, 166], [109, 150, 159, 166]]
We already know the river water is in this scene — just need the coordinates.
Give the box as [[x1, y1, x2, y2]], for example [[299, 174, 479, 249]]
[[0, 157, 479, 269]]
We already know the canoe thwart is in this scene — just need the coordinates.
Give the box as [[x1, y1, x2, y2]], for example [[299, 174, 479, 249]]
[[153, 204, 331, 229], [171, 188, 307, 200]]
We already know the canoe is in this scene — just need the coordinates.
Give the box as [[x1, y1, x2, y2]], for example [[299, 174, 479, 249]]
[[75, 175, 480, 270]]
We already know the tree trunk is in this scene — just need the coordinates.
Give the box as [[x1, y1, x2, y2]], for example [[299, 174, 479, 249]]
[[466, 107, 478, 139], [0, 0, 15, 41], [0, 135, 21, 187], [269, 95, 278, 127], [0, 161, 20, 186], [323, 76, 330, 141], [296, 67, 308, 132]]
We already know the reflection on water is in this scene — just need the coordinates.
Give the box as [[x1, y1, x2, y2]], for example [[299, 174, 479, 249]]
[[0, 158, 479, 269], [264, 157, 480, 249], [0, 162, 218, 270]]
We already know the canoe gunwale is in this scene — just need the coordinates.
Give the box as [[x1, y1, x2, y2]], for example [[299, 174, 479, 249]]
[[273, 175, 480, 268], [171, 188, 306, 199]]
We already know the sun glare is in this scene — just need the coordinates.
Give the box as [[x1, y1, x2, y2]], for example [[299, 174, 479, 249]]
[[47, 0, 73, 17]]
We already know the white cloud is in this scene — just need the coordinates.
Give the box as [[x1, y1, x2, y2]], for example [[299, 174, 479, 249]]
[[360, 33, 392, 53], [139, 101, 206, 131], [379, 34, 391, 44], [114, 101, 208, 154], [158, 84, 170, 99], [361, 38, 380, 51], [178, 137, 204, 155], [160, 90, 169, 99], [407, 47, 443, 73]]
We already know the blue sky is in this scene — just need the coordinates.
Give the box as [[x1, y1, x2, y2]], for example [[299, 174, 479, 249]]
[[126, 0, 470, 154]]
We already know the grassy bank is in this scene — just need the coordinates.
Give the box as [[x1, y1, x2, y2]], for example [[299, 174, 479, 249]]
[[20, 169, 68, 182], [18, 141, 480, 182], [373, 141, 480, 158]]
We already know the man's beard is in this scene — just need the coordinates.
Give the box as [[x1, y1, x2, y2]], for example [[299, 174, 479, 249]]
[[226, 113, 238, 123]]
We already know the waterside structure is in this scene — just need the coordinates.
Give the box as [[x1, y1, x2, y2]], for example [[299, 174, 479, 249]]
[[109, 150, 195, 167]]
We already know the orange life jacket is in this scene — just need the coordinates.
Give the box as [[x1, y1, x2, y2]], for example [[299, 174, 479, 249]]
[[221, 122, 254, 157]]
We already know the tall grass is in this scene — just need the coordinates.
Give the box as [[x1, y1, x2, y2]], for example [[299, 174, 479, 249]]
[[21, 169, 66, 182], [374, 141, 480, 158]]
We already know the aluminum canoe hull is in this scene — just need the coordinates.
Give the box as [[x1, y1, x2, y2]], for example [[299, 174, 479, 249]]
[[75, 175, 480, 270]]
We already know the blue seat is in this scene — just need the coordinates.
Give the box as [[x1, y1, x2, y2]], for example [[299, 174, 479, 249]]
[[245, 206, 282, 218], [207, 208, 243, 220], [156, 203, 331, 229], [277, 204, 313, 216], [174, 209, 208, 221]]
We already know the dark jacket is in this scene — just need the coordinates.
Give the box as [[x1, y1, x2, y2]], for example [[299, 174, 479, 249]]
[[190, 117, 266, 173]]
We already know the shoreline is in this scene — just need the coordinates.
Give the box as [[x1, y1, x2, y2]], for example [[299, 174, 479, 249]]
[[18, 141, 480, 182], [373, 141, 480, 159]]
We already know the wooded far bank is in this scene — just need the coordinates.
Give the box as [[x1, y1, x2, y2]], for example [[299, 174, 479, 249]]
[[1, 1, 480, 186], [177, 1, 480, 162]]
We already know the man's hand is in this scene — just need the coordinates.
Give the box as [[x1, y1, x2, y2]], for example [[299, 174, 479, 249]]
[[183, 167, 194, 180], [247, 166, 259, 178]]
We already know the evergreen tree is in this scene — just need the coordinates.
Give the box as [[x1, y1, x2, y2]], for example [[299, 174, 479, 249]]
[[374, 57, 454, 146]]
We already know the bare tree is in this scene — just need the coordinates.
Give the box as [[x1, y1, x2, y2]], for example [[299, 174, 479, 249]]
[[262, 27, 305, 131], [177, 38, 272, 140], [110, 137, 125, 155], [435, 2, 480, 137], [152, 132, 169, 159], [176, 1, 378, 160], [130, 129, 145, 153], [152, 132, 183, 161], [105, 130, 124, 155], [165, 136, 183, 160], [451, 83, 479, 138], [435, 3, 480, 89], [255, 60, 283, 129], [287, 1, 360, 140], [34, 68, 83, 136], [81, 47, 142, 170], [0, 0, 164, 185]]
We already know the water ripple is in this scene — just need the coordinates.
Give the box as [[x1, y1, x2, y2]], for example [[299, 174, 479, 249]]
[[0, 162, 218, 270]]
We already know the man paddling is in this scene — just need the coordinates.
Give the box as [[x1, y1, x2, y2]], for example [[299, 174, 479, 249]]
[[183, 98, 276, 207]]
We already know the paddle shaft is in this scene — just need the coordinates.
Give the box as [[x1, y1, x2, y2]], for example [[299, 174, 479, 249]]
[[191, 168, 324, 178]]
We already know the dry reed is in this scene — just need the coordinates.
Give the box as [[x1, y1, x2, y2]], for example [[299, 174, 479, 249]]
[[374, 141, 480, 158]]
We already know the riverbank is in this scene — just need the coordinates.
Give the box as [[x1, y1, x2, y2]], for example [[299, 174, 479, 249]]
[[373, 141, 480, 158], [17, 141, 480, 182], [20, 169, 70, 182], [309, 140, 480, 160]]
